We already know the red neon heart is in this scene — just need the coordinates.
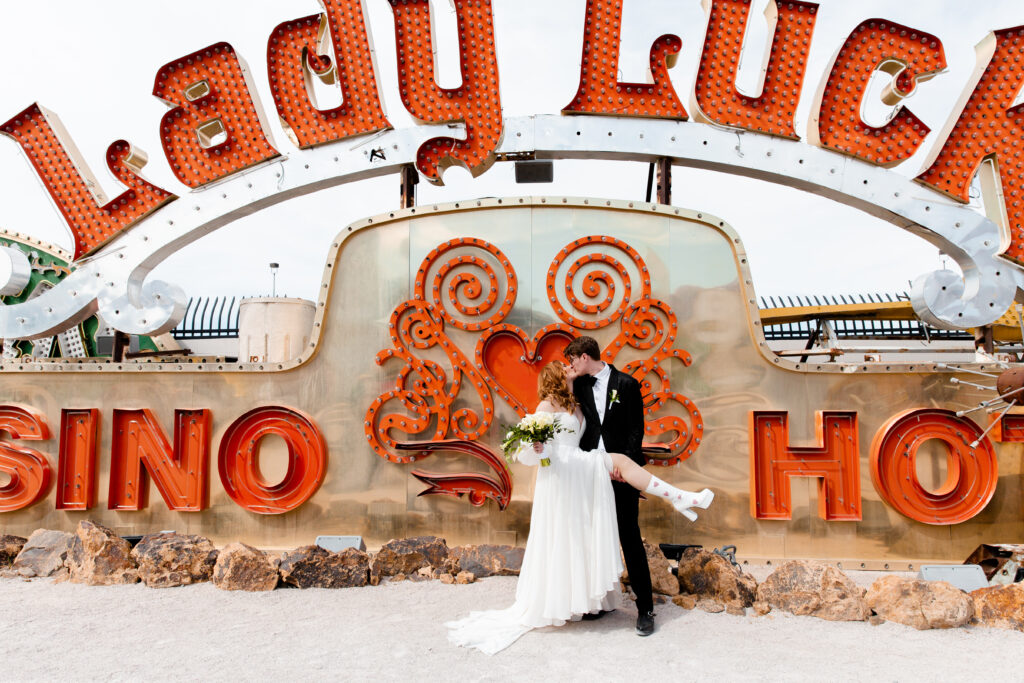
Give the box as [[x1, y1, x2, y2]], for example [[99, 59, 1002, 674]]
[[476, 324, 576, 416]]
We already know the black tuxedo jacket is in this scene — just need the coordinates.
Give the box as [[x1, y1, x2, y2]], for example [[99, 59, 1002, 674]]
[[573, 364, 645, 467]]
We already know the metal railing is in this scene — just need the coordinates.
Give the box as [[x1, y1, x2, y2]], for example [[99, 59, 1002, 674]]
[[171, 296, 240, 340], [758, 292, 972, 341], [171, 292, 974, 343]]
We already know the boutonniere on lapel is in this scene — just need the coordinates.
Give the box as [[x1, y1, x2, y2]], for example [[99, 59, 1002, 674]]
[[608, 389, 620, 409]]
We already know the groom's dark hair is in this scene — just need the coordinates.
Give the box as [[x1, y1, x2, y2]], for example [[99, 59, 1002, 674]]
[[564, 336, 600, 360]]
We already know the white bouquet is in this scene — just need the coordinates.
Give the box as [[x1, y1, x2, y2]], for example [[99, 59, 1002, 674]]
[[500, 413, 567, 467]]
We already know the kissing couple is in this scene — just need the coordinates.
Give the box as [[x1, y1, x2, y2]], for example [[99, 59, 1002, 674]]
[[447, 336, 714, 654]]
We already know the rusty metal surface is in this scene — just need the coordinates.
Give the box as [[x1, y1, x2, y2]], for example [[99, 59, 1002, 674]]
[[963, 543, 1024, 584], [0, 198, 1020, 561]]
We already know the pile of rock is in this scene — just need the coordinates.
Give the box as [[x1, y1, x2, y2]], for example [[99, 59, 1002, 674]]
[[0, 522, 523, 594], [4, 522, 1023, 632], [648, 550, 1023, 632]]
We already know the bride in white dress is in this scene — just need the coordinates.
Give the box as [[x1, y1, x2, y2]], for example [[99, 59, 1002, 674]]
[[447, 362, 713, 655]]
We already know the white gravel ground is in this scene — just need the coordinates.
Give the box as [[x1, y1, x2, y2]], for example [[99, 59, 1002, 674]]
[[1, 566, 1022, 682]]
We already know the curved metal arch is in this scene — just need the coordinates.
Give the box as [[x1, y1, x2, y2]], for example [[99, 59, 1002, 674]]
[[0, 115, 1013, 339]]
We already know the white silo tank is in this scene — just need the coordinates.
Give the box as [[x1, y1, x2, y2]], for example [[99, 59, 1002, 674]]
[[237, 297, 315, 363]]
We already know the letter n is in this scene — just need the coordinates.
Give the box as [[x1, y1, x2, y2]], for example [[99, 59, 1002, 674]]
[[749, 411, 860, 520], [108, 409, 211, 511]]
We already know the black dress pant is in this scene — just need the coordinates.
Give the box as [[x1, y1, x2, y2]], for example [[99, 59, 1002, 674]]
[[612, 480, 652, 614]]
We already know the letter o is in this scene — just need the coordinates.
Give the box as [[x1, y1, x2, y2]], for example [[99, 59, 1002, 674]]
[[218, 406, 326, 514], [870, 409, 996, 525]]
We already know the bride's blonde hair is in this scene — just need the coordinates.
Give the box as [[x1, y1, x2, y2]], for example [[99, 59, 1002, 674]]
[[538, 362, 577, 411]]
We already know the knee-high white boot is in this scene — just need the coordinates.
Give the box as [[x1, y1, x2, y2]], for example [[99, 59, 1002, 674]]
[[644, 477, 714, 522]]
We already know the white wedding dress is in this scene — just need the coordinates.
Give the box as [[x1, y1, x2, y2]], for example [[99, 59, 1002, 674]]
[[446, 412, 623, 655]]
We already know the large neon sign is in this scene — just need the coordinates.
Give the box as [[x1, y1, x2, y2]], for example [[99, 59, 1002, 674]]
[[0, 194, 1017, 560]]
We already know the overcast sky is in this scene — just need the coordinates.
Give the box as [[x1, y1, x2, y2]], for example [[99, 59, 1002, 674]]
[[0, 0, 1021, 303]]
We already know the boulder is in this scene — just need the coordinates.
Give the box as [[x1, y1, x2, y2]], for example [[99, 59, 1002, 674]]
[[756, 560, 869, 621], [11, 529, 74, 578], [647, 541, 680, 596], [456, 571, 476, 584], [865, 576, 973, 630], [725, 602, 746, 616], [278, 545, 369, 589], [68, 521, 139, 586], [131, 533, 218, 588], [0, 535, 27, 567], [621, 540, 679, 596], [697, 598, 725, 613], [212, 543, 279, 591], [677, 548, 757, 607], [752, 601, 771, 616], [970, 583, 1024, 631], [439, 573, 455, 585], [449, 544, 523, 577], [371, 536, 450, 579], [672, 594, 697, 610]]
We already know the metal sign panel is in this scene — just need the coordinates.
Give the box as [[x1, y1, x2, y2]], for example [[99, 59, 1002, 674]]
[[0, 199, 1018, 563]]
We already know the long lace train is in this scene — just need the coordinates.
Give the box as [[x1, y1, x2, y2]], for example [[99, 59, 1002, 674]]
[[447, 412, 622, 654]]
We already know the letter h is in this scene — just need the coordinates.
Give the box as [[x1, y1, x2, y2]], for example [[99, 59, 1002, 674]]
[[749, 411, 861, 521]]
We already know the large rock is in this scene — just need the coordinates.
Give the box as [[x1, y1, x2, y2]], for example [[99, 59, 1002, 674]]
[[12, 529, 75, 578], [865, 576, 973, 630], [970, 583, 1024, 631], [68, 520, 139, 586], [0, 535, 27, 567], [449, 544, 523, 577], [697, 598, 725, 613], [131, 533, 218, 588], [756, 560, 869, 621], [648, 540, 680, 596], [212, 543, 279, 591], [677, 548, 757, 607], [371, 536, 450, 579], [621, 540, 679, 596], [672, 594, 697, 610], [279, 545, 369, 589]]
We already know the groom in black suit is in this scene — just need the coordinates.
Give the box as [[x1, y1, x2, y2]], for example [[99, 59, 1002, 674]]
[[564, 335, 655, 636]]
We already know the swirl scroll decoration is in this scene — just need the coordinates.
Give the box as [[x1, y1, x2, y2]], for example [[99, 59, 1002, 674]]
[[364, 238, 514, 462], [547, 236, 703, 467], [365, 235, 704, 508]]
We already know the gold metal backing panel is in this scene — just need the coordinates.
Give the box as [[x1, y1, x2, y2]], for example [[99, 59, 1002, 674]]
[[0, 198, 1019, 562]]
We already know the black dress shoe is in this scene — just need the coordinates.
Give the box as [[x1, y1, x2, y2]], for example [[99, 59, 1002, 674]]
[[635, 610, 655, 636], [581, 609, 614, 621]]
